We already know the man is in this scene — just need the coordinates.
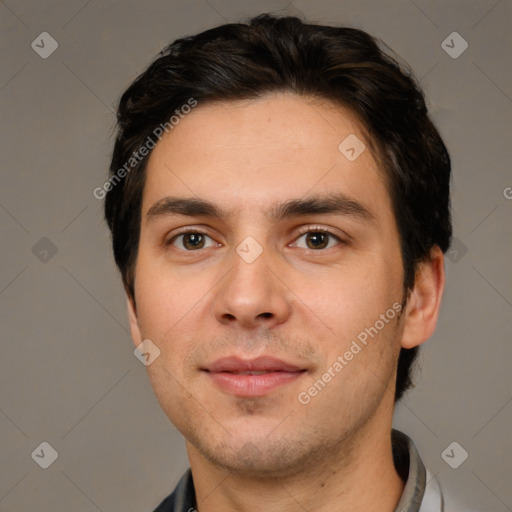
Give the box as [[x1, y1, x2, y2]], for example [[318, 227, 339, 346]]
[[104, 13, 456, 512]]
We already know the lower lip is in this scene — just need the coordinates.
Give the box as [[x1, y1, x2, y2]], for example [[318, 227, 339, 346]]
[[205, 371, 305, 397]]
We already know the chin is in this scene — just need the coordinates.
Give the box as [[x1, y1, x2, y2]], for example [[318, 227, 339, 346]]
[[204, 444, 307, 478], [188, 426, 333, 480]]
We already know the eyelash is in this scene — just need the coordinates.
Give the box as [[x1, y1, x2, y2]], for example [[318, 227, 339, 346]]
[[165, 225, 345, 252]]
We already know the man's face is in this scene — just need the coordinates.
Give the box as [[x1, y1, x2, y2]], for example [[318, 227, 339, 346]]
[[129, 93, 406, 477]]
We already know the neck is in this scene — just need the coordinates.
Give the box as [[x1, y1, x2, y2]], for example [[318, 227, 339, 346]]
[[187, 413, 404, 512]]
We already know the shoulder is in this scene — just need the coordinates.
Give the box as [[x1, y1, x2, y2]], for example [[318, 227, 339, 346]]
[[421, 470, 482, 512], [151, 468, 196, 512], [152, 490, 177, 512], [418, 470, 442, 512]]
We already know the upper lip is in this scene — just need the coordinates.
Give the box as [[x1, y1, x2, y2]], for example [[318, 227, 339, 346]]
[[203, 356, 305, 373]]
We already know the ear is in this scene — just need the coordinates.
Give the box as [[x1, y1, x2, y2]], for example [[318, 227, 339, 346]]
[[127, 295, 143, 347], [400, 246, 445, 349]]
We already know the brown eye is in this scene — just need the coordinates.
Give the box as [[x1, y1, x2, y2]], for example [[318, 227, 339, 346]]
[[182, 233, 205, 250], [168, 231, 216, 251], [305, 232, 329, 249], [294, 230, 342, 250]]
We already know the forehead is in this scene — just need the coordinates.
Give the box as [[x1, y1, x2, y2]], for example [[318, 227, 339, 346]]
[[142, 92, 391, 222]]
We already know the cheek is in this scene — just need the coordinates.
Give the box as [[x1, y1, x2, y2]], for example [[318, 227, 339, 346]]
[[133, 264, 210, 364], [135, 248, 201, 323], [296, 260, 399, 336]]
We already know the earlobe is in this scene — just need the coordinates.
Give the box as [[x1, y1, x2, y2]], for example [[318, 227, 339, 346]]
[[400, 247, 445, 349], [126, 295, 143, 347]]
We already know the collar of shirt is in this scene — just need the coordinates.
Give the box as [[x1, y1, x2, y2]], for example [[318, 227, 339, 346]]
[[153, 429, 443, 512]]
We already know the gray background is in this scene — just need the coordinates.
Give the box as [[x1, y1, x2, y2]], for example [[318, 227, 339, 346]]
[[1, 0, 511, 510]]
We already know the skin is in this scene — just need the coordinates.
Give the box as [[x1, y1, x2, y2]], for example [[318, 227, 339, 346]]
[[127, 92, 445, 512]]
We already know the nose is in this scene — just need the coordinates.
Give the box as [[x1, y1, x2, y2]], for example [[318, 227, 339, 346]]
[[212, 243, 292, 330]]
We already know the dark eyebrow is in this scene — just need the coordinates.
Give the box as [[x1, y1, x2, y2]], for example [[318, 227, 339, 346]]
[[146, 193, 375, 224], [267, 194, 375, 223]]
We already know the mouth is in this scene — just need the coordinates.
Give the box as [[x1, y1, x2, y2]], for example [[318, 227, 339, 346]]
[[201, 356, 307, 397]]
